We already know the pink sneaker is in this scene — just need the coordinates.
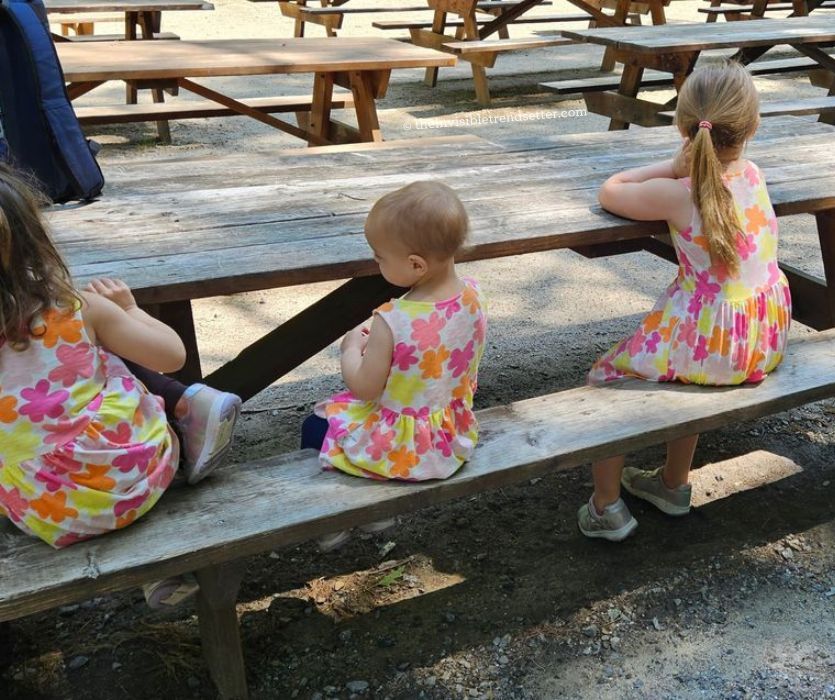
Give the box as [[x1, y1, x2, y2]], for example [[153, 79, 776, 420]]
[[177, 384, 241, 484]]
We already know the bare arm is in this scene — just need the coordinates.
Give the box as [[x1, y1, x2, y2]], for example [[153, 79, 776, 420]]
[[598, 142, 693, 229], [81, 278, 186, 373], [341, 315, 393, 402]]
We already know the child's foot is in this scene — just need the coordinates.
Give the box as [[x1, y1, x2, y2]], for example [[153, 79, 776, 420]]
[[577, 497, 637, 542], [317, 518, 397, 553], [621, 467, 692, 516], [143, 574, 199, 609], [176, 384, 241, 485]]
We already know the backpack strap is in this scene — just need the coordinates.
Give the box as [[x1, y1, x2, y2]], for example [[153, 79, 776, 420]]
[[2, 0, 104, 201]]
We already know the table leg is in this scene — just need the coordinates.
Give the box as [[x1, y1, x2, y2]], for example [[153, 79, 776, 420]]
[[424, 10, 447, 88], [205, 276, 402, 402], [609, 62, 644, 130], [649, 0, 666, 25], [816, 209, 835, 328], [125, 12, 138, 104], [143, 300, 203, 384], [308, 72, 335, 145], [137, 11, 171, 144], [350, 71, 384, 142], [600, 0, 630, 72]]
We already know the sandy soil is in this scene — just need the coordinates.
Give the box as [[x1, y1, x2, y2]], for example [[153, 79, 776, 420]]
[[3, 2, 835, 698]]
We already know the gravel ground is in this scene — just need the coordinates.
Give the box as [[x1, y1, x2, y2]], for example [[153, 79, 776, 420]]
[[2, 2, 834, 698]]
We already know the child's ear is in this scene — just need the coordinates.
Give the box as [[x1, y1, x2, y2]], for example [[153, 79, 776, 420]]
[[409, 254, 428, 276]]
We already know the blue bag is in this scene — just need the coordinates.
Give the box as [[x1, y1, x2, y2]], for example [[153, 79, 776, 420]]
[[0, 0, 104, 203]]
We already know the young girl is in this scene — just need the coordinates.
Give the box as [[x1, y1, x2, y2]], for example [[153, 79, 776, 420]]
[[579, 62, 791, 541], [0, 165, 241, 605], [301, 181, 487, 550]]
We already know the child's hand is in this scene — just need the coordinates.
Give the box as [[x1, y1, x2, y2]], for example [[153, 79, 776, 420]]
[[341, 325, 369, 354], [85, 277, 138, 312], [673, 139, 692, 179]]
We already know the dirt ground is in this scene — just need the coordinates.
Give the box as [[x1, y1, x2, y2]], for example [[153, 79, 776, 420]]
[[3, 1, 835, 698]]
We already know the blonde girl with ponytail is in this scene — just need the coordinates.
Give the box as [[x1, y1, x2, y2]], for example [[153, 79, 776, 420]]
[[578, 61, 792, 542]]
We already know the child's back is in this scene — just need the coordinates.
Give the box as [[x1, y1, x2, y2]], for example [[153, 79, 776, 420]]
[[318, 278, 486, 481], [0, 303, 177, 548]]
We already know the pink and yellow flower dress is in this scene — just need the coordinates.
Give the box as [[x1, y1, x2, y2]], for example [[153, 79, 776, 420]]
[[315, 279, 487, 481], [0, 306, 178, 548], [590, 160, 791, 385]]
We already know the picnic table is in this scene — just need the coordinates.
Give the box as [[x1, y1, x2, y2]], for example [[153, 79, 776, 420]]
[[700, 0, 834, 22], [48, 118, 835, 401], [45, 0, 212, 40], [558, 15, 835, 129], [57, 38, 456, 145]]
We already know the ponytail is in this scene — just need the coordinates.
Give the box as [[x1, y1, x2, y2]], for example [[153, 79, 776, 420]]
[[689, 125, 741, 275]]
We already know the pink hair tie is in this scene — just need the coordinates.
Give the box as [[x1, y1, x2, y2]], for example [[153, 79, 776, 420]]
[[698, 120, 713, 131]]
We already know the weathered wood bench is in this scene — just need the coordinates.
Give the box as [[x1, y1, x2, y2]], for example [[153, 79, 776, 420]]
[[442, 35, 572, 59], [700, 0, 834, 21], [657, 94, 835, 122], [541, 56, 825, 96], [73, 93, 356, 125], [55, 30, 180, 41], [278, 0, 555, 36], [52, 12, 121, 35], [3, 329, 834, 699]]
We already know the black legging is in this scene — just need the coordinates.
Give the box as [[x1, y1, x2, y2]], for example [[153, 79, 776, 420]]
[[122, 360, 187, 420]]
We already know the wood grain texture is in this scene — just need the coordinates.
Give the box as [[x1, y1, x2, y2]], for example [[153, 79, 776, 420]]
[[45, 0, 212, 12], [3, 329, 835, 621], [48, 120, 835, 304], [57, 38, 456, 82], [443, 36, 572, 53]]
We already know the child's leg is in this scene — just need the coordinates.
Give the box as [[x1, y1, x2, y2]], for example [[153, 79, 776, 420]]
[[121, 359, 241, 485], [122, 359, 187, 421], [592, 454, 626, 512], [301, 414, 329, 450], [662, 434, 699, 487], [620, 434, 696, 517]]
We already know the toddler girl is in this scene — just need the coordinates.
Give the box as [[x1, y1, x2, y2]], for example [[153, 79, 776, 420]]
[[302, 181, 487, 550], [0, 165, 241, 606], [579, 62, 791, 541]]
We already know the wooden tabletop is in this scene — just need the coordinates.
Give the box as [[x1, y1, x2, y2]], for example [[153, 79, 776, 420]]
[[57, 38, 457, 82], [48, 119, 835, 306], [45, 0, 213, 13], [562, 15, 835, 53]]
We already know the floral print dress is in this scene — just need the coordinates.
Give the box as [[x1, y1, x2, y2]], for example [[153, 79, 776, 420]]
[[590, 160, 791, 385], [0, 306, 178, 548], [316, 278, 487, 481]]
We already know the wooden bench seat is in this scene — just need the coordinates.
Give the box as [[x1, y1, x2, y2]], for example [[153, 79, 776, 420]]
[[658, 94, 835, 121], [59, 30, 180, 42], [373, 13, 588, 29], [298, 1, 552, 13], [73, 93, 356, 125], [541, 56, 826, 95], [3, 328, 835, 699], [443, 36, 573, 55], [699, 1, 835, 15]]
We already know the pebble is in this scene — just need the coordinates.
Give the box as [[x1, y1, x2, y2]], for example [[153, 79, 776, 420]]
[[425, 676, 437, 687], [67, 655, 89, 671], [445, 612, 456, 623], [186, 676, 200, 690], [346, 680, 369, 694], [311, 693, 324, 700], [340, 630, 353, 643], [498, 655, 510, 666], [582, 625, 599, 638]]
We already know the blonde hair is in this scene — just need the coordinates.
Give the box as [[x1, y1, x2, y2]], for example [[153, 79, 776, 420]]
[[0, 165, 79, 350], [675, 61, 760, 275], [366, 181, 469, 260]]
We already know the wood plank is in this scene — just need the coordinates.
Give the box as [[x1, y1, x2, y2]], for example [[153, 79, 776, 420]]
[[374, 12, 587, 27], [62, 30, 178, 41], [57, 38, 457, 83], [443, 36, 573, 53], [658, 95, 835, 120], [561, 15, 835, 53], [74, 94, 356, 124], [300, 1, 553, 13], [3, 329, 835, 621], [45, 0, 212, 11]]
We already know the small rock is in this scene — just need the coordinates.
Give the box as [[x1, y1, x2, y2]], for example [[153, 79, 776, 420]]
[[425, 676, 437, 688], [652, 617, 664, 631], [582, 625, 599, 638], [779, 548, 794, 561], [445, 612, 456, 623], [397, 662, 410, 672], [111, 661, 122, 671], [498, 655, 509, 666], [610, 636, 622, 651], [340, 629, 353, 643], [311, 693, 324, 700], [59, 604, 80, 616], [186, 676, 200, 690], [346, 680, 369, 694], [67, 655, 89, 671]]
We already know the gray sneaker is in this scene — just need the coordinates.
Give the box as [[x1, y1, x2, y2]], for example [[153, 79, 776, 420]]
[[621, 467, 692, 516], [577, 497, 638, 542]]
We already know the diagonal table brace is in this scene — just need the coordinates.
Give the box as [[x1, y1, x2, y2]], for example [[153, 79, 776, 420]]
[[178, 77, 331, 146]]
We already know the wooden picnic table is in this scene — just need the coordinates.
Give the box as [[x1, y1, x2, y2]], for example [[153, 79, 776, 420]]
[[48, 118, 835, 401], [561, 14, 835, 129], [57, 37, 456, 145]]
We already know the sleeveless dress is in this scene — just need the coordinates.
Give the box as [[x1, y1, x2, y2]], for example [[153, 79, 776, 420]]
[[0, 305, 178, 548], [589, 160, 791, 385], [315, 278, 487, 481]]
